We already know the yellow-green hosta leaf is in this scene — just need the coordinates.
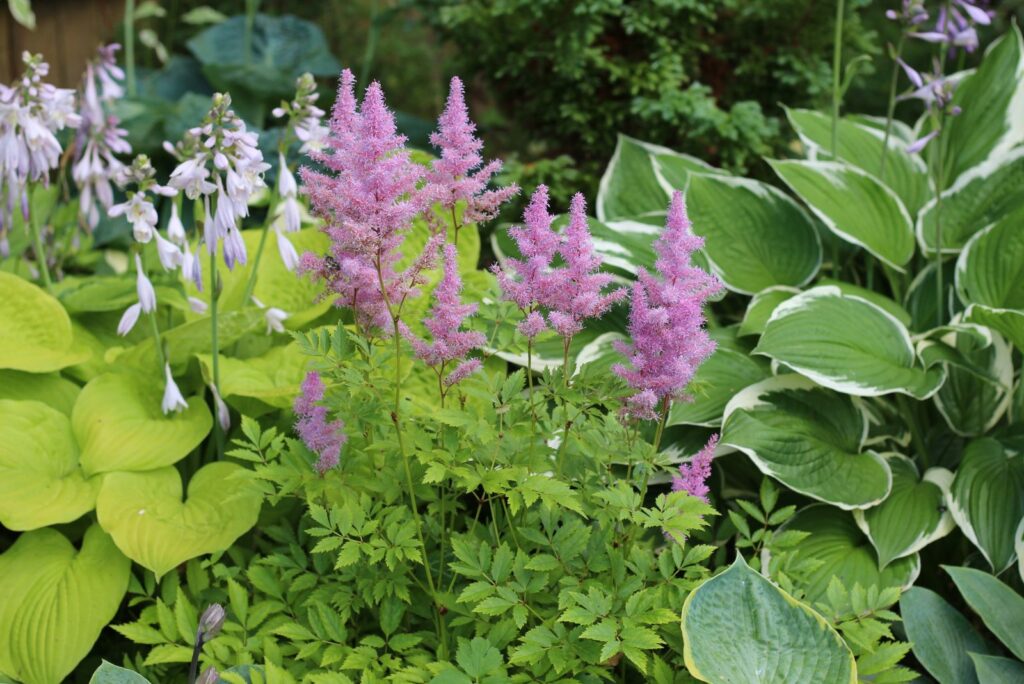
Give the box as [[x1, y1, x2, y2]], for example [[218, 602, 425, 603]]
[[956, 208, 1024, 310], [0, 370, 79, 415], [853, 455, 955, 568], [96, 462, 262, 578], [0, 400, 98, 530], [946, 438, 1024, 573], [770, 160, 915, 270], [900, 587, 992, 684], [755, 286, 945, 398], [0, 271, 90, 372], [783, 505, 920, 603], [195, 340, 308, 410], [72, 373, 212, 475], [0, 525, 130, 684], [721, 374, 892, 509], [686, 174, 821, 294], [681, 555, 856, 684]]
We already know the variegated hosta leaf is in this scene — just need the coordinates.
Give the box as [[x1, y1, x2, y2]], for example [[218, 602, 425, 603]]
[[196, 340, 309, 410], [906, 260, 958, 333], [0, 399, 99, 531], [924, 330, 1014, 436], [1018, 518, 1024, 584], [782, 505, 920, 603], [667, 347, 770, 428], [784, 107, 929, 215], [917, 147, 1024, 256], [755, 286, 945, 398], [738, 287, 799, 337], [945, 438, 1024, 573], [956, 208, 1024, 310], [770, 160, 915, 270], [964, 305, 1024, 353], [0, 525, 131, 684], [721, 374, 892, 509], [686, 174, 822, 294], [816, 278, 912, 326], [853, 455, 955, 568], [681, 555, 856, 684], [0, 369, 80, 415], [900, 587, 992, 684], [96, 462, 263, 578], [0, 271, 89, 372], [72, 373, 212, 475]]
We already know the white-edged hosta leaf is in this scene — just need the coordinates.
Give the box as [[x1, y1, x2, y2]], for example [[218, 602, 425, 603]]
[[971, 654, 1024, 684], [770, 160, 915, 270], [917, 147, 1024, 255], [945, 565, 1024, 661], [785, 107, 929, 215], [956, 208, 1024, 309], [1017, 518, 1024, 584], [900, 586, 991, 684], [686, 174, 821, 294], [0, 399, 98, 531], [195, 340, 308, 410], [72, 372, 212, 475], [853, 455, 955, 568], [738, 287, 799, 337], [0, 525, 131, 684], [783, 505, 920, 603], [945, 438, 1024, 573], [755, 286, 945, 398], [652, 150, 728, 192], [681, 555, 856, 684], [817, 278, 912, 327], [0, 369, 80, 415], [667, 347, 769, 428], [927, 331, 1014, 436], [721, 374, 891, 509], [96, 462, 263, 578], [573, 332, 627, 378], [964, 304, 1024, 352], [906, 260, 958, 333], [0, 271, 90, 372]]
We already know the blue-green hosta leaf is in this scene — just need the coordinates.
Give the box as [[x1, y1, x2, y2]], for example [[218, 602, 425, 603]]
[[89, 661, 154, 684], [96, 462, 263, 578], [0, 271, 90, 372], [853, 455, 955, 568], [738, 287, 799, 337], [754, 286, 945, 398], [783, 505, 920, 603], [667, 347, 770, 428], [686, 174, 821, 294], [72, 373, 212, 475], [927, 330, 1014, 436], [939, 24, 1024, 185], [681, 555, 856, 684], [917, 147, 1024, 256], [721, 374, 892, 509], [945, 439, 1024, 573], [0, 525, 131, 684], [770, 160, 915, 270], [971, 654, 1024, 684], [784, 108, 929, 215], [945, 565, 1024, 661], [0, 370, 79, 415], [956, 208, 1024, 309], [0, 400, 98, 531], [900, 587, 991, 684], [195, 340, 308, 410]]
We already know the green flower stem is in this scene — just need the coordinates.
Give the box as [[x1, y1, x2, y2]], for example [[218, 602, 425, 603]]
[[209, 239, 224, 458], [29, 219, 52, 290], [147, 311, 166, 370], [124, 0, 136, 97], [830, 0, 845, 162], [243, 0, 260, 66], [241, 195, 276, 306], [930, 111, 948, 326], [879, 34, 906, 182]]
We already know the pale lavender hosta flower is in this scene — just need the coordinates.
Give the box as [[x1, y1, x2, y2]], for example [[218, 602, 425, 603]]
[[182, 244, 203, 291], [117, 302, 142, 336], [294, 371, 346, 474], [109, 191, 158, 243], [252, 296, 288, 334], [167, 202, 186, 244], [896, 60, 962, 154], [209, 384, 230, 432], [886, 0, 928, 26], [276, 227, 299, 271], [135, 253, 156, 313], [273, 72, 328, 155], [911, 0, 992, 54], [187, 296, 208, 314], [154, 230, 183, 270], [273, 152, 302, 270], [161, 362, 188, 414]]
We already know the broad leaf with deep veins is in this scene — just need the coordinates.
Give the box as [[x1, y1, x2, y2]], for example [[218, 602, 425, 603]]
[[0, 370, 80, 415], [667, 347, 770, 428], [0, 271, 89, 372]]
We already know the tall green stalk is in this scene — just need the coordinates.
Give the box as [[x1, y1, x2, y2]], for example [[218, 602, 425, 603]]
[[879, 35, 906, 182], [124, 0, 136, 97], [830, 0, 846, 162], [243, 0, 260, 66], [931, 113, 948, 326], [204, 200, 224, 457]]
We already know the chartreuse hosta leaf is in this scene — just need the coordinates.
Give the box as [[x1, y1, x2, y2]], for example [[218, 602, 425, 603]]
[[853, 455, 955, 568], [770, 160, 915, 270], [945, 565, 1024, 661], [681, 555, 856, 684], [784, 108, 929, 215], [721, 374, 892, 509], [0, 271, 89, 372], [0, 525, 131, 684], [900, 586, 992, 684], [196, 340, 308, 410], [755, 286, 945, 398], [783, 505, 920, 603], [72, 373, 212, 475], [970, 655, 1024, 684], [944, 438, 1024, 573], [686, 174, 821, 294], [120, 309, 265, 375], [0, 400, 98, 531], [667, 347, 770, 428], [917, 147, 1024, 255], [0, 369, 79, 415], [96, 462, 263, 578]]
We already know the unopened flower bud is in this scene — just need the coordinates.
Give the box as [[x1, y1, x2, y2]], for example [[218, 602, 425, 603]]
[[198, 603, 225, 640]]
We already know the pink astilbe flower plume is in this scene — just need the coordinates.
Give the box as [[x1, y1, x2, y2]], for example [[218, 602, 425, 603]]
[[294, 372, 347, 474], [545, 193, 627, 339], [429, 77, 518, 224], [672, 434, 718, 502], [613, 191, 722, 420], [402, 243, 486, 388]]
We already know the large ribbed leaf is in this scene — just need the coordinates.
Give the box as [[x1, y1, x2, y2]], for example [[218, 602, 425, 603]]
[[900, 587, 991, 684], [96, 462, 262, 578], [681, 555, 856, 684], [0, 525, 130, 684], [964, 305, 1024, 352], [0, 400, 98, 531], [945, 566, 1024, 661], [956, 208, 1024, 309], [754, 286, 944, 398], [721, 375, 891, 509], [783, 505, 920, 603], [667, 347, 770, 428], [196, 340, 308, 410], [946, 438, 1024, 573], [72, 373, 212, 475], [89, 661, 153, 683], [853, 456, 954, 567], [0, 272, 89, 372], [929, 331, 1013, 436], [686, 174, 821, 294], [0, 370, 80, 415]]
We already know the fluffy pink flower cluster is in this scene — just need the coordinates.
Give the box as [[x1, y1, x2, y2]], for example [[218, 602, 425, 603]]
[[612, 191, 722, 420], [672, 434, 718, 503], [294, 372, 347, 475]]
